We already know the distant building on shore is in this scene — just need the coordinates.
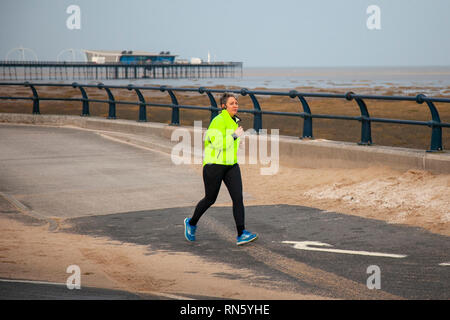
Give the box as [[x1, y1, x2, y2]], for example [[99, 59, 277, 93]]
[[83, 49, 177, 64]]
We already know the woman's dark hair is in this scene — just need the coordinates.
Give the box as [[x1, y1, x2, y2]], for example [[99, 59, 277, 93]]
[[220, 92, 237, 109]]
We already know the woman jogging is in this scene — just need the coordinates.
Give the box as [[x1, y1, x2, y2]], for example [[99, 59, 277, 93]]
[[184, 93, 258, 246]]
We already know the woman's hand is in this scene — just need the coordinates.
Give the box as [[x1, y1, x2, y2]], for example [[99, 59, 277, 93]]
[[234, 126, 244, 138]]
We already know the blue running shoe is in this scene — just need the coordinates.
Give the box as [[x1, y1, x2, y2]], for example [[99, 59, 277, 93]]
[[184, 218, 197, 242], [236, 230, 258, 246]]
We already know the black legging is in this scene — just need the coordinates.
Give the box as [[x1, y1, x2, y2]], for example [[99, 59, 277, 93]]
[[190, 163, 245, 236]]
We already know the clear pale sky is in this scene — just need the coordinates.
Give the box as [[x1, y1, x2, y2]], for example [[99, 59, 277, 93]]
[[1, 0, 449, 67]]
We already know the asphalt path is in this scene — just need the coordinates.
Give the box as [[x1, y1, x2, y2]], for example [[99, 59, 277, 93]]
[[0, 124, 234, 219], [65, 204, 450, 300], [0, 123, 448, 300], [0, 278, 149, 300]]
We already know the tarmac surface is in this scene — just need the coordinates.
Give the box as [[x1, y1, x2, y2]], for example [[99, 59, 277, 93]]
[[64, 204, 450, 299], [0, 123, 449, 300], [0, 279, 149, 300], [0, 278, 224, 300]]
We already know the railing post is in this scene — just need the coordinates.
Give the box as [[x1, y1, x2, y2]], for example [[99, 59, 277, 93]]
[[416, 94, 443, 152], [290, 90, 313, 139], [72, 82, 89, 116], [24, 81, 40, 114], [199, 87, 219, 122], [160, 86, 179, 125], [347, 92, 372, 145], [97, 83, 116, 119], [128, 84, 147, 122], [241, 88, 262, 133]]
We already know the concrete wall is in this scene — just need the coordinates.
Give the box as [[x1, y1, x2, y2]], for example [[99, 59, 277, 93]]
[[1, 113, 449, 174]]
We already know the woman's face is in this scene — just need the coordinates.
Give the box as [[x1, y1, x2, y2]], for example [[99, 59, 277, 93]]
[[224, 96, 238, 116]]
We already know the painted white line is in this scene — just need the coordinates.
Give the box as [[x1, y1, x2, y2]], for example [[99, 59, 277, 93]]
[[282, 241, 407, 259], [439, 262, 450, 266], [98, 133, 172, 157], [144, 291, 195, 300], [0, 278, 66, 286], [0, 192, 58, 231]]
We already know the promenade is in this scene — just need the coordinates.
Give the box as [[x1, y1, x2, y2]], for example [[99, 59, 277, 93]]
[[0, 120, 449, 300]]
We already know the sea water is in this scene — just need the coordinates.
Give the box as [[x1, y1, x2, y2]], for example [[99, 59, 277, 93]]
[[54, 66, 450, 96]]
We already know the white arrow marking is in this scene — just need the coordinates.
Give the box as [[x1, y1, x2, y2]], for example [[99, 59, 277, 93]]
[[282, 241, 407, 259]]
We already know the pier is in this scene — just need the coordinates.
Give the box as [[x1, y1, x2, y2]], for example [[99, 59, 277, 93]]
[[0, 61, 243, 81]]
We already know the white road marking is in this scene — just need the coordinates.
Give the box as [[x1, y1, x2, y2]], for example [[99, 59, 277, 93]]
[[282, 241, 407, 259], [0, 278, 66, 286], [439, 262, 450, 266], [144, 291, 194, 300]]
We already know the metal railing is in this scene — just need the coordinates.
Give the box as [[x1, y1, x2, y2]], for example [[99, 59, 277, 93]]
[[0, 81, 449, 152]]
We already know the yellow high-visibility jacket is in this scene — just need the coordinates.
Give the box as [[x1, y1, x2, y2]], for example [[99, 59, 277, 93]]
[[203, 109, 240, 166]]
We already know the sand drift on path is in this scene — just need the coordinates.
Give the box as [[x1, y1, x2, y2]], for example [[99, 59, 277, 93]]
[[231, 165, 450, 236]]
